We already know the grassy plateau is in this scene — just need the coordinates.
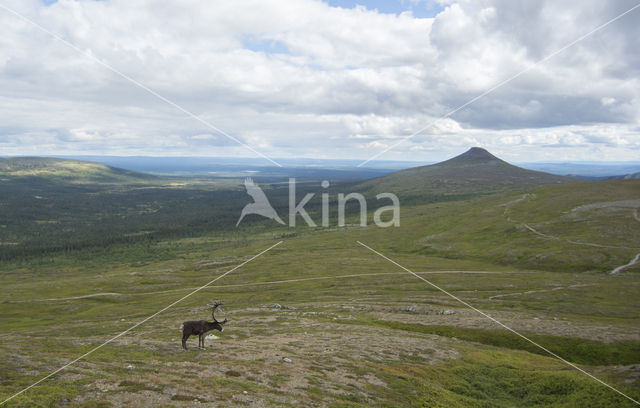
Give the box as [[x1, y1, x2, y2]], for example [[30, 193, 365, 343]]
[[0, 156, 639, 407]]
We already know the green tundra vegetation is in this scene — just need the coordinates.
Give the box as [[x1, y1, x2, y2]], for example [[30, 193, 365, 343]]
[[0, 154, 638, 407]]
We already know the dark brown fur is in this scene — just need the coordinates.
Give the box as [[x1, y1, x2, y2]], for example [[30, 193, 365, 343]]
[[181, 320, 225, 350], [181, 301, 227, 350]]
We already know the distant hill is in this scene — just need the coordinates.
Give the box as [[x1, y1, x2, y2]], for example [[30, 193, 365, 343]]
[[570, 171, 640, 181], [0, 157, 156, 184], [0, 157, 239, 260], [358, 147, 577, 197]]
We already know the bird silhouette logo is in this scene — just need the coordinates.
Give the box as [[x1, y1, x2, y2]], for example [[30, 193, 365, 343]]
[[236, 178, 285, 226]]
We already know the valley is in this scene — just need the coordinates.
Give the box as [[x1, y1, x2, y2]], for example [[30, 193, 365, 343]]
[[0, 151, 639, 407]]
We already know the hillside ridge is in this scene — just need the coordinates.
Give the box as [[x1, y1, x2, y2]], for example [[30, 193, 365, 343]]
[[0, 156, 156, 183]]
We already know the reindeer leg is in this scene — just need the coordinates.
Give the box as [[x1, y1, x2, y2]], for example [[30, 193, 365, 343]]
[[182, 333, 189, 350]]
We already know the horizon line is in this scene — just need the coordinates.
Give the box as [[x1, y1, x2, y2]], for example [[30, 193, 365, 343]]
[[1, 154, 640, 165]]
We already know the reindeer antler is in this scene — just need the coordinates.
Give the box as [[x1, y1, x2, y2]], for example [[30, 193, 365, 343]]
[[209, 301, 227, 324]]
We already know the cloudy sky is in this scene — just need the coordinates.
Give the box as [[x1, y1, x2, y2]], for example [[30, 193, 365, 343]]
[[0, 0, 639, 164]]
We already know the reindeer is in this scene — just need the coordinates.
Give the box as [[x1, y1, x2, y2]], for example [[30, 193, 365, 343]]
[[181, 301, 227, 350]]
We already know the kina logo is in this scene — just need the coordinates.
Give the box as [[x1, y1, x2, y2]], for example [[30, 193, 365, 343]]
[[236, 178, 285, 226]]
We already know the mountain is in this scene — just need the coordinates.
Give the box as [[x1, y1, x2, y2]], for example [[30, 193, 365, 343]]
[[0, 157, 156, 184], [358, 147, 577, 197]]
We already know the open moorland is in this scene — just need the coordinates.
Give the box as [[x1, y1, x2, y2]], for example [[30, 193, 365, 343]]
[[1, 152, 639, 407]]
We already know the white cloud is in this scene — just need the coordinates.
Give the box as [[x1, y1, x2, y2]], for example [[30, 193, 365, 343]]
[[0, 0, 638, 162]]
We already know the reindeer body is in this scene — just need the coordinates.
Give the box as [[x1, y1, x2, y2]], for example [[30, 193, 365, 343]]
[[181, 320, 224, 350], [181, 301, 227, 350]]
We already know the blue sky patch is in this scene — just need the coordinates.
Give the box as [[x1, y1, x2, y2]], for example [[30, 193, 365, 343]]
[[243, 36, 291, 55], [324, 0, 444, 18]]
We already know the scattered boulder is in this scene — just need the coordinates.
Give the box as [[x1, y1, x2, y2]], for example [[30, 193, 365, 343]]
[[270, 303, 297, 310], [282, 357, 292, 363], [405, 306, 417, 313]]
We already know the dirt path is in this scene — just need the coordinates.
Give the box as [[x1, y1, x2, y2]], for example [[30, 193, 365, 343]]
[[517, 203, 640, 275], [8, 271, 523, 303], [522, 223, 557, 240], [489, 283, 594, 300], [499, 193, 530, 221], [571, 199, 640, 213], [610, 208, 640, 274], [500, 196, 638, 250], [610, 253, 640, 275], [522, 223, 635, 249]]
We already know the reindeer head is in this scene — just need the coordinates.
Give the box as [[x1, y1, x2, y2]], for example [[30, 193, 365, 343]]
[[209, 301, 228, 332]]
